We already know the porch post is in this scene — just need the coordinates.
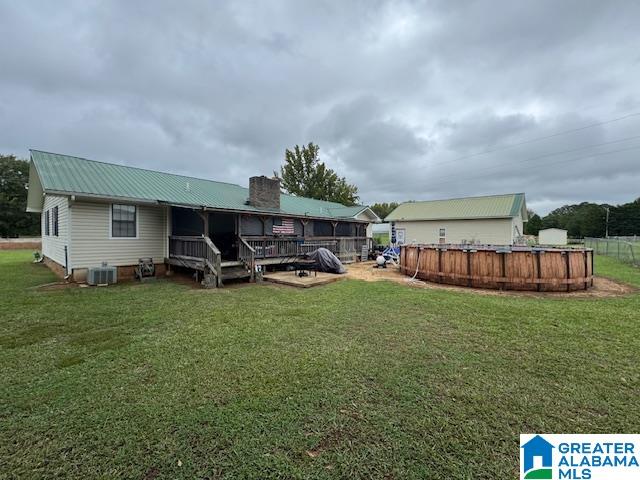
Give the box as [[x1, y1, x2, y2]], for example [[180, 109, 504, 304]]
[[331, 221, 338, 237], [197, 210, 209, 237], [166, 206, 172, 259], [301, 219, 309, 238]]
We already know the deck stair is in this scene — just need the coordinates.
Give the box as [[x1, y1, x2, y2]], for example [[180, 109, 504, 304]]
[[221, 265, 252, 281], [168, 235, 223, 288], [168, 235, 255, 287], [221, 260, 243, 268]]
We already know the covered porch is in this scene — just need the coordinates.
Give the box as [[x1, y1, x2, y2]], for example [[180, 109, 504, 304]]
[[165, 206, 372, 287]]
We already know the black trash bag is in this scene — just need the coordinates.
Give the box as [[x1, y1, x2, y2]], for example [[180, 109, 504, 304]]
[[305, 248, 346, 274]]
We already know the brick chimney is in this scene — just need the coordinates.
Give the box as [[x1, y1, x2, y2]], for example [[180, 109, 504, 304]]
[[249, 176, 280, 209]]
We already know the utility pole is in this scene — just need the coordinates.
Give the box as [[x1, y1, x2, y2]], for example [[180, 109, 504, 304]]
[[605, 207, 610, 238]]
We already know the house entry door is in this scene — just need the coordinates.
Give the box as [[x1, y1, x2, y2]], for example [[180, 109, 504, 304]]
[[209, 212, 237, 260]]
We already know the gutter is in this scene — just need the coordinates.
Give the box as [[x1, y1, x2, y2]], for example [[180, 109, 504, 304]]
[[387, 215, 516, 222], [41, 192, 370, 224], [48, 190, 160, 205]]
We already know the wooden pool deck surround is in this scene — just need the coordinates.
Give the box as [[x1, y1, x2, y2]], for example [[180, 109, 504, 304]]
[[262, 271, 344, 288]]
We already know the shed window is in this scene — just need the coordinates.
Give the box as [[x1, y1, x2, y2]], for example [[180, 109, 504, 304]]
[[111, 204, 137, 238], [439, 228, 446, 237], [52, 206, 59, 236], [44, 210, 50, 236]]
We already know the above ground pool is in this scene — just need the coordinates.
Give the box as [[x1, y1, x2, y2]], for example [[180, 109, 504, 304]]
[[400, 244, 593, 292]]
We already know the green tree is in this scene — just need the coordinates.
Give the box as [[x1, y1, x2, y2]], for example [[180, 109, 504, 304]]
[[370, 202, 399, 220], [542, 202, 606, 238], [609, 198, 640, 236], [0, 155, 40, 237], [529, 198, 639, 239], [277, 143, 359, 206], [524, 210, 542, 235]]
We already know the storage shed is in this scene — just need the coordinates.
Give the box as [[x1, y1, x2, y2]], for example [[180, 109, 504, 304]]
[[538, 228, 568, 246], [385, 193, 528, 246]]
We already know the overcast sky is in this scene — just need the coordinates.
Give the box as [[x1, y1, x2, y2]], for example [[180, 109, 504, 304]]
[[1, 1, 639, 214]]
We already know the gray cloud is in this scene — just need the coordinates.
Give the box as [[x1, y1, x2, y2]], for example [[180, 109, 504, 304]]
[[1, 0, 639, 214]]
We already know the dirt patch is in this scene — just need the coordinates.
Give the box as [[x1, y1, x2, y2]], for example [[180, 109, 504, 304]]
[[0, 242, 40, 250], [345, 261, 636, 298], [34, 282, 79, 291], [306, 428, 347, 459], [142, 467, 160, 480], [0, 239, 41, 250], [167, 271, 203, 288]]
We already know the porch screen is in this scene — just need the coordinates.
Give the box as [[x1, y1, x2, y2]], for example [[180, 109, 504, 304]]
[[335, 222, 354, 236], [314, 221, 332, 236], [171, 207, 204, 236], [240, 216, 263, 236]]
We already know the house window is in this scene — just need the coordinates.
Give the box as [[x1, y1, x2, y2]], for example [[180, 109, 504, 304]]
[[111, 204, 137, 238], [439, 228, 446, 237], [52, 206, 59, 236], [44, 210, 50, 236]]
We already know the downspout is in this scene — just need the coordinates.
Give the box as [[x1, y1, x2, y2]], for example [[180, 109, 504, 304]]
[[64, 246, 70, 280], [64, 197, 73, 280]]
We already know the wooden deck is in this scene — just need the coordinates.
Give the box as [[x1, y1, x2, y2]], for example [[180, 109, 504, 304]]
[[167, 234, 371, 287], [262, 270, 344, 288]]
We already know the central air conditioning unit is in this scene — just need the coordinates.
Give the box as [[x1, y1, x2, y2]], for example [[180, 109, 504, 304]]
[[87, 263, 117, 286]]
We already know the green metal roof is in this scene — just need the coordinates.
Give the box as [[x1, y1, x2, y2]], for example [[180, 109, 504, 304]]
[[29, 150, 371, 221], [385, 193, 527, 221]]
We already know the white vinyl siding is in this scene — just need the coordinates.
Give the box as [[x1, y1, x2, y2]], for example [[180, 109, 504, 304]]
[[538, 228, 567, 245], [394, 218, 515, 245], [41, 195, 69, 266], [512, 216, 524, 240], [70, 201, 167, 268]]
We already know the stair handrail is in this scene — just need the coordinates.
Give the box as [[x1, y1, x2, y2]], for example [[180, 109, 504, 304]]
[[238, 235, 256, 281], [203, 235, 223, 287]]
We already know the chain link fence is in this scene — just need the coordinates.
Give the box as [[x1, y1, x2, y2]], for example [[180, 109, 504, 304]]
[[585, 237, 639, 265]]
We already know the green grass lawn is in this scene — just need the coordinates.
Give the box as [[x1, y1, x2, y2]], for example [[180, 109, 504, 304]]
[[1, 251, 639, 479]]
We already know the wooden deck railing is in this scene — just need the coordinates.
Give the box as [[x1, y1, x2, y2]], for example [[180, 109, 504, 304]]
[[202, 236, 223, 287], [337, 236, 371, 262], [169, 235, 222, 287], [242, 236, 371, 263], [169, 235, 371, 283], [238, 236, 256, 281], [298, 236, 371, 262], [244, 237, 302, 259]]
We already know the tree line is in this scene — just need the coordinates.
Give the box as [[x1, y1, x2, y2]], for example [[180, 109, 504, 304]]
[[0, 155, 40, 237], [524, 199, 640, 238]]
